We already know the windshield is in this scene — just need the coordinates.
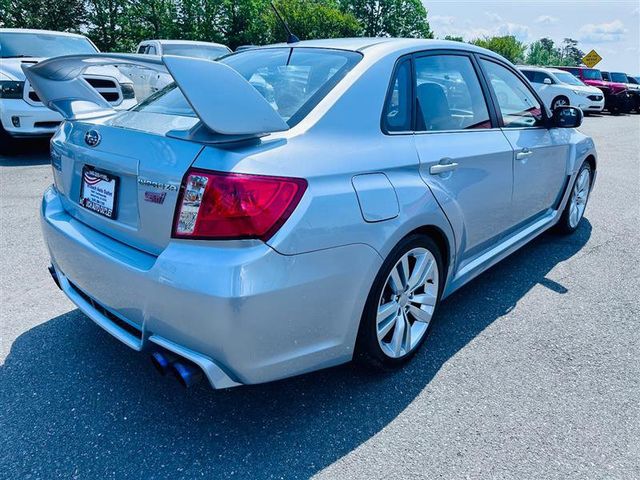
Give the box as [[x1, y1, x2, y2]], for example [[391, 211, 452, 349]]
[[583, 69, 603, 80], [135, 47, 362, 126], [162, 44, 230, 60], [610, 72, 628, 83], [0, 32, 97, 58], [554, 71, 585, 86]]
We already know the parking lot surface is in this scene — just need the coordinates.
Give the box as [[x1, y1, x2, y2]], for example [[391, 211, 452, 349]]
[[1, 115, 639, 479]]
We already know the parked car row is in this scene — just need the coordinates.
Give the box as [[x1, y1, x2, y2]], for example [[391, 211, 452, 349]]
[[519, 65, 640, 115]]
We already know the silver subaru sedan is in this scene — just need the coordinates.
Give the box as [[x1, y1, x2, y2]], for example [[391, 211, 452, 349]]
[[28, 38, 596, 389]]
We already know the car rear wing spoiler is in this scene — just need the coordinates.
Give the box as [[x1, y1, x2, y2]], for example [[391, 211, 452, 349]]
[[21, 53, 289, 139]]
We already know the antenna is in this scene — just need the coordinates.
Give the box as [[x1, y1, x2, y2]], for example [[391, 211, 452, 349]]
[[271, 2, 300, 44]]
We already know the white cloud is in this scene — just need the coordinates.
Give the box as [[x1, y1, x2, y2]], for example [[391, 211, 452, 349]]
[[430, 15, 455, 26], [535, 15, 559, 25], [579, 20, 627, 43], [496, 23, 530, 41]]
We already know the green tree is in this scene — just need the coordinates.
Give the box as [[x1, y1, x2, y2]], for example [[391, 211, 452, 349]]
[[560, 38, 584, 67], [85, 0, 135, 51], [443, 35, 464, 42], [2, 0, 86, 32], [262, 0, 360, 45], [472, 35, 526, 64], [526, 37, 562, 66], [340, 0, 432, 38]]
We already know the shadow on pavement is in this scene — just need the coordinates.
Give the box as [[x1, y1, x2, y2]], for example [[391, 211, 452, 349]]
[[0, 221, 591, 479], [0, 138, 51, 166]]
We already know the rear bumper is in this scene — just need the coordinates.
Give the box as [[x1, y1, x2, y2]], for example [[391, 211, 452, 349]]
[[41, 186, 381, 387]]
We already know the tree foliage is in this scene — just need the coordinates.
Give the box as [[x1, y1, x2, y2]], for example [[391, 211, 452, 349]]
[[471, 35, 526, 64], [339, 0, 432, 38], [1, 0, 432, 52]]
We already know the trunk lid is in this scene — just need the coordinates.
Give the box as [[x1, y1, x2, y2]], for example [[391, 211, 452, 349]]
[[51, 111, 203, 255]]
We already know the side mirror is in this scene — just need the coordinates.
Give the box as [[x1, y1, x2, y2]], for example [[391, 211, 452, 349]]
[[553, 106, 583, 128], [543, 78, 552, 85]]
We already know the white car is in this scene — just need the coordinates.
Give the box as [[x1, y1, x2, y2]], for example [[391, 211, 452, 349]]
[[120, 40, 232, 100], [519, 66, 605, 113], [0, 29, 137, 147]]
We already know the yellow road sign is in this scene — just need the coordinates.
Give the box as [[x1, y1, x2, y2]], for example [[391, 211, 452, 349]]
[[582, 49, 602, 68]]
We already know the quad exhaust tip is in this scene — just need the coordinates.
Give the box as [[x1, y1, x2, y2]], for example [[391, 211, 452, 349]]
[[150, 350, 203, 388]]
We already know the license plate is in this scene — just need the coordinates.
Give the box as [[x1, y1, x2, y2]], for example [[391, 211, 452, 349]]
[[79, 166, 119, 219]]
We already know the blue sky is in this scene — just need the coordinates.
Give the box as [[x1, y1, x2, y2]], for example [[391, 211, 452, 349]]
[[423, 0, 640, 74]]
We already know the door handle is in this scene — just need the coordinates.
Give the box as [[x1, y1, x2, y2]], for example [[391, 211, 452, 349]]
[[516, 148, 533, 161], [429, 161, 459, 175]]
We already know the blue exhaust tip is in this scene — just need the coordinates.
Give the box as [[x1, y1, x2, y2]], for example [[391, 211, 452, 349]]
[[150, 351, 172, 375], [172, 361, 203, 388]]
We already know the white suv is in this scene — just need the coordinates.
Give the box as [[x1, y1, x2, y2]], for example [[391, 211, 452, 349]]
[[0, 29, 136, 148], [519, 66, 605, 113]]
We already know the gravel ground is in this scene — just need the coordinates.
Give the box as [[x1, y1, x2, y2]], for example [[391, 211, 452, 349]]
[[0, 114, 638, 480]]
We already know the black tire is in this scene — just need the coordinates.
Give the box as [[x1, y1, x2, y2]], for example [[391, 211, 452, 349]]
[[0, 123, 17, 156], [355, 234, 444, 369], [555, 162, 593, 235], [552, 96, 570, 111]]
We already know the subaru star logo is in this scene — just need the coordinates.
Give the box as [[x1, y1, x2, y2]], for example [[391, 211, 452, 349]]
[[84, 130, 101, 147]]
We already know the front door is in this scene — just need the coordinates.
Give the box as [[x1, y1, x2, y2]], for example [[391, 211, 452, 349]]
[[479, 58, 569, 226]]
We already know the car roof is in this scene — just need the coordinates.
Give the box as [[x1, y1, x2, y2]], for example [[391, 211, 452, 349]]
[[255, 37, 506, 61], [0, 28, 87, 38], [518, 66, 568, 74], [142, 39, 229, 49]]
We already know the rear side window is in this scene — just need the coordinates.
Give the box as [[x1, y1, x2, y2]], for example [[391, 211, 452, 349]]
[[480, 59, 543, 128], [521, 70, 535, 82], [383, 60, 412, 132], [534, 72, 553, 84], [414, 55, 491, 131]]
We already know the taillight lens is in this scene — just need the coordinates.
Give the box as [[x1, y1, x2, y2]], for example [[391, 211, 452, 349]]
[[172, 169, 307, 241]]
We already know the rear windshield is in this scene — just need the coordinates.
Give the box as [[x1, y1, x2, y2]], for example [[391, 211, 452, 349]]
[[133, 47, 362, 126], [583, 69, 603, 80], [0, 32, 97, 58], [162, 44, 230, 60]]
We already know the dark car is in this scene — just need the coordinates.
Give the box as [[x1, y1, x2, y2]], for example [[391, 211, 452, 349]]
[[556, 66, 632, 114]]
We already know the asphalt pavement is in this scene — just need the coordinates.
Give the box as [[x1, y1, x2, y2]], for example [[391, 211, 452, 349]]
[[0, 114, 638, 479]]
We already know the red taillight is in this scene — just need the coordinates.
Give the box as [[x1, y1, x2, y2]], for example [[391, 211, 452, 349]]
[[172, 169, 307, 241]]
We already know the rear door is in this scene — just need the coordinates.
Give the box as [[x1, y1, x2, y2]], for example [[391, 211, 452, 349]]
[[410, 51, 515, 261], [478, 57, 569, 227]]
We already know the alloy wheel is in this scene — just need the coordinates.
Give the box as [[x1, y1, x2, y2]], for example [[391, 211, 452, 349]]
[[569, 168, 590, 228], [376, 247, 439, 358]]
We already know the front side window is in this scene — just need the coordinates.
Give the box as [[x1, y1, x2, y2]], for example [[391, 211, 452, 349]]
[[610, 72, 628, 83], [383, 60, 412, 132], [0, 33, 97, 58], [534, 72, 553, 84], [481, 59, 543, 128], [147, 45, 157, 55], [583, 69, 603, 80], [414, 55, 491, 131], [521, 70, 535, 82], [554, 71, 585, 86]]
